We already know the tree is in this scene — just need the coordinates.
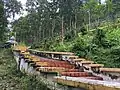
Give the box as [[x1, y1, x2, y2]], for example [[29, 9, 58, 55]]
[[4, 0, 23, 19], [12, 0, 118, 46], [0, 0, 7, 41], [105, 0, 114, 21], [112, 0, 120, 19], [0, 0, 22, 42]]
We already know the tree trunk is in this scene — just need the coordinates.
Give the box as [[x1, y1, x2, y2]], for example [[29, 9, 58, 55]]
[[70, 16, 72, 32], [52, 19, 55, 38], [38, 26, 41, 42], [98, 17, 100, 26], [61, 16, 64, 44], [88, 11, 91, 30], [42, 27, 44, 40], [74, 14, 77, 36]]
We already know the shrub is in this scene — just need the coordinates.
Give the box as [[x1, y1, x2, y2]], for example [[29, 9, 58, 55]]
[[72, 33, 92, 57]]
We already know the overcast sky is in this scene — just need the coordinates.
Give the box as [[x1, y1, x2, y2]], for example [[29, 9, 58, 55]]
[[18, 0, 26, 5]]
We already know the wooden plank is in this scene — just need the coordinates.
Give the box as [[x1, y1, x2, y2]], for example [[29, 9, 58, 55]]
[[81, 61, 94, 64], [67, 56, 78, 59], [31, 59, 40, 62], [35, 62, 48, 66], [29, 55, 40, 61], [37, 67, 66, 73], [100, 68, 120, 73], [72, 58, 86, 62], [21, 52, 30, 55], [89, 64, 104, 68], [29, 49, 74, 55], [54, 76, 120, 90]]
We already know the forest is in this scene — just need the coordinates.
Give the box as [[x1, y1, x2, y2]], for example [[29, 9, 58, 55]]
[[0, 0, 120, 89], [1, 0, 120, 69]]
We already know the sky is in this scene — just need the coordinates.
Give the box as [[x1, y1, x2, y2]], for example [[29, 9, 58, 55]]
[[101, 0, 105, 3], [18, 0, 26, 5]]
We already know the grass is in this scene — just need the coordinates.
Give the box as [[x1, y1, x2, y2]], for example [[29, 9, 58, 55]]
[[0, 48, 50, 90]]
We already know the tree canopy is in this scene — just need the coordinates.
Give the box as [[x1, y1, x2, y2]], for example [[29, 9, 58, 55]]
[[11, 0, 119, 44], [0, 0, 22, 42]]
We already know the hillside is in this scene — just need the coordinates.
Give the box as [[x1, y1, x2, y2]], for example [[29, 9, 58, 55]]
[[0, 49, 50, 90], [31, 22, 120, 68]]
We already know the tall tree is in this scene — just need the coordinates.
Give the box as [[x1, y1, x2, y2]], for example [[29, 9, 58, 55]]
[[105, 0, 114, 21], [112, 0, 120, 19], [0, 0, 7, 41], [4, 0, 23, 19], [0, 0, 22, 42]]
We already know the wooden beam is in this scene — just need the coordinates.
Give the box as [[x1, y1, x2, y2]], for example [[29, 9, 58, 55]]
[[89, 64, 104, 68], [29, 49, 74, 55], [54, 76, 120, 90], [100, 68, 120, 73], [81, 61, 94, 64], [67, 56, 78, 59], [72, 58, 86, 62]]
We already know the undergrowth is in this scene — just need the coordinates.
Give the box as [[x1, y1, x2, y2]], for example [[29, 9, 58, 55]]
[[0, 49, 50, 90], [31, 24, 120, 68]]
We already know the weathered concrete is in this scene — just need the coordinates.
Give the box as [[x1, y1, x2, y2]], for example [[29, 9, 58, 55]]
[[13, 51, 83, 90]]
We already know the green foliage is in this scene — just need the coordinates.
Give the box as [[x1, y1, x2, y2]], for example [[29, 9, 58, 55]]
[[13, 0, 111, 44], [0, 0, 22, 42], [40, 26, 120, 68], [31, 23, 120, 68], [80, 26, 87, 35], [71, 33, 92, 57], [0, 1, 7, 41], [88, 27, 120, 67], [0, 49, 50, 90], [10, 0, 120, 68], [20, 75, 49, 90], [88, 46, 120, 68], [106, 28, 120, 46], [50, 42, 72, 52], [5, 0, 23, 18], [92, 29, 106, 47]]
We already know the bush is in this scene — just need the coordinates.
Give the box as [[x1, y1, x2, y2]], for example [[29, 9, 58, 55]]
[[30, 25, 120, 68], [49, 42, 72, 52], [20, 75, 50, 90], [105, 28, 120, 46], [72, 33, 92, 57], [88, 46, 120, 68]]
